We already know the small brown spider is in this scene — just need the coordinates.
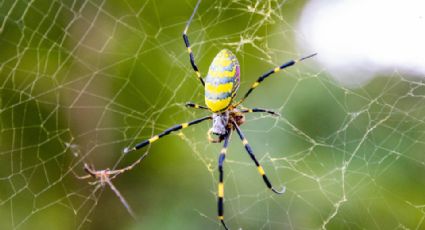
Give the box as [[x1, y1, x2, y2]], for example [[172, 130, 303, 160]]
[[75, 163, 139, 219]]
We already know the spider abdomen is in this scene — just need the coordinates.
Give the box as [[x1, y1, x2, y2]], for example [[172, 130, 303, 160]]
[[205, 49, 240, 112]]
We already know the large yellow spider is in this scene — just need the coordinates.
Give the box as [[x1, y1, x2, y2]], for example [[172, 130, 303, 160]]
[[78, 0, 315, 229], [123, 1, 315, 228]]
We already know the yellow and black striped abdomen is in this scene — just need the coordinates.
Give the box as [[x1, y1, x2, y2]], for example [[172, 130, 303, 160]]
[[205, 49, 240, 112]]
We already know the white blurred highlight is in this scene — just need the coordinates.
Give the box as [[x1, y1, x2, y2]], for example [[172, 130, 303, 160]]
[[298, 0, 425, 86]]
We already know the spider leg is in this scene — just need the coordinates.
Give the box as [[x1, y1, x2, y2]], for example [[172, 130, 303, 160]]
[[83, 163, 97, 176], [185, 102, 209, 110], [104, 178, 137, 219], [208, 128, 225, 143], [106, 151, 150, 181], [233, 122, 286, 194], [124, 116, 211, 154], [217, 132, 231, 230], [73, 172, 92, 180], [183, 0, 204, 86], [234, 53, 317, 107], [240, 108, 280, 116], [74, 163, 136, 218], [73, 163, 97, 183]]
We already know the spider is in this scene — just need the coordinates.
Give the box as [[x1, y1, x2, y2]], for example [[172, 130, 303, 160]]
[[74, 163, 140, 219], [74, 153, 149, 219], [121, 0, 316, 229]]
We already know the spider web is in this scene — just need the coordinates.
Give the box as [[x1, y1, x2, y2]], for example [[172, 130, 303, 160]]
[[1, 0, 425, 230]]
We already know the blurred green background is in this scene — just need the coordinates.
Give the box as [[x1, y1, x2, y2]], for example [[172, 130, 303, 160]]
[[1, 0, 424, 229]]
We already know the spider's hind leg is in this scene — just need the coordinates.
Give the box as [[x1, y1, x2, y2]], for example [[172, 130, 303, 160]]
[[217, 133, 231, 230], [233, 121, 286, 194]]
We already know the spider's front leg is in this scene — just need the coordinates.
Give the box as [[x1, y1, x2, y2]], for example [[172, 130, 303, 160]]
[[124, 116, 212, 154], [182, 0, 204, 86], [234, 53, 317, 107]]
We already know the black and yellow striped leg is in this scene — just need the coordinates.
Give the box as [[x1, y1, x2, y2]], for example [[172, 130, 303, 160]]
[[218, 132, 231, 230], [240, 108, 280, 116], [123, 116, 211, 154], [234, 53, 317, 106], [183, 0, 204, 86], [233, 122, 286, 194], [185, 102, 209, 110]]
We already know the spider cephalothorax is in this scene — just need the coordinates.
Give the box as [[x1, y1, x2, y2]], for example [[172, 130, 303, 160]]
[[209, 109, 245, 143]]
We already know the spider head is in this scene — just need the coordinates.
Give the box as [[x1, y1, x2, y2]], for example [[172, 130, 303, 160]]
[[211, 112, 230, 136]]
